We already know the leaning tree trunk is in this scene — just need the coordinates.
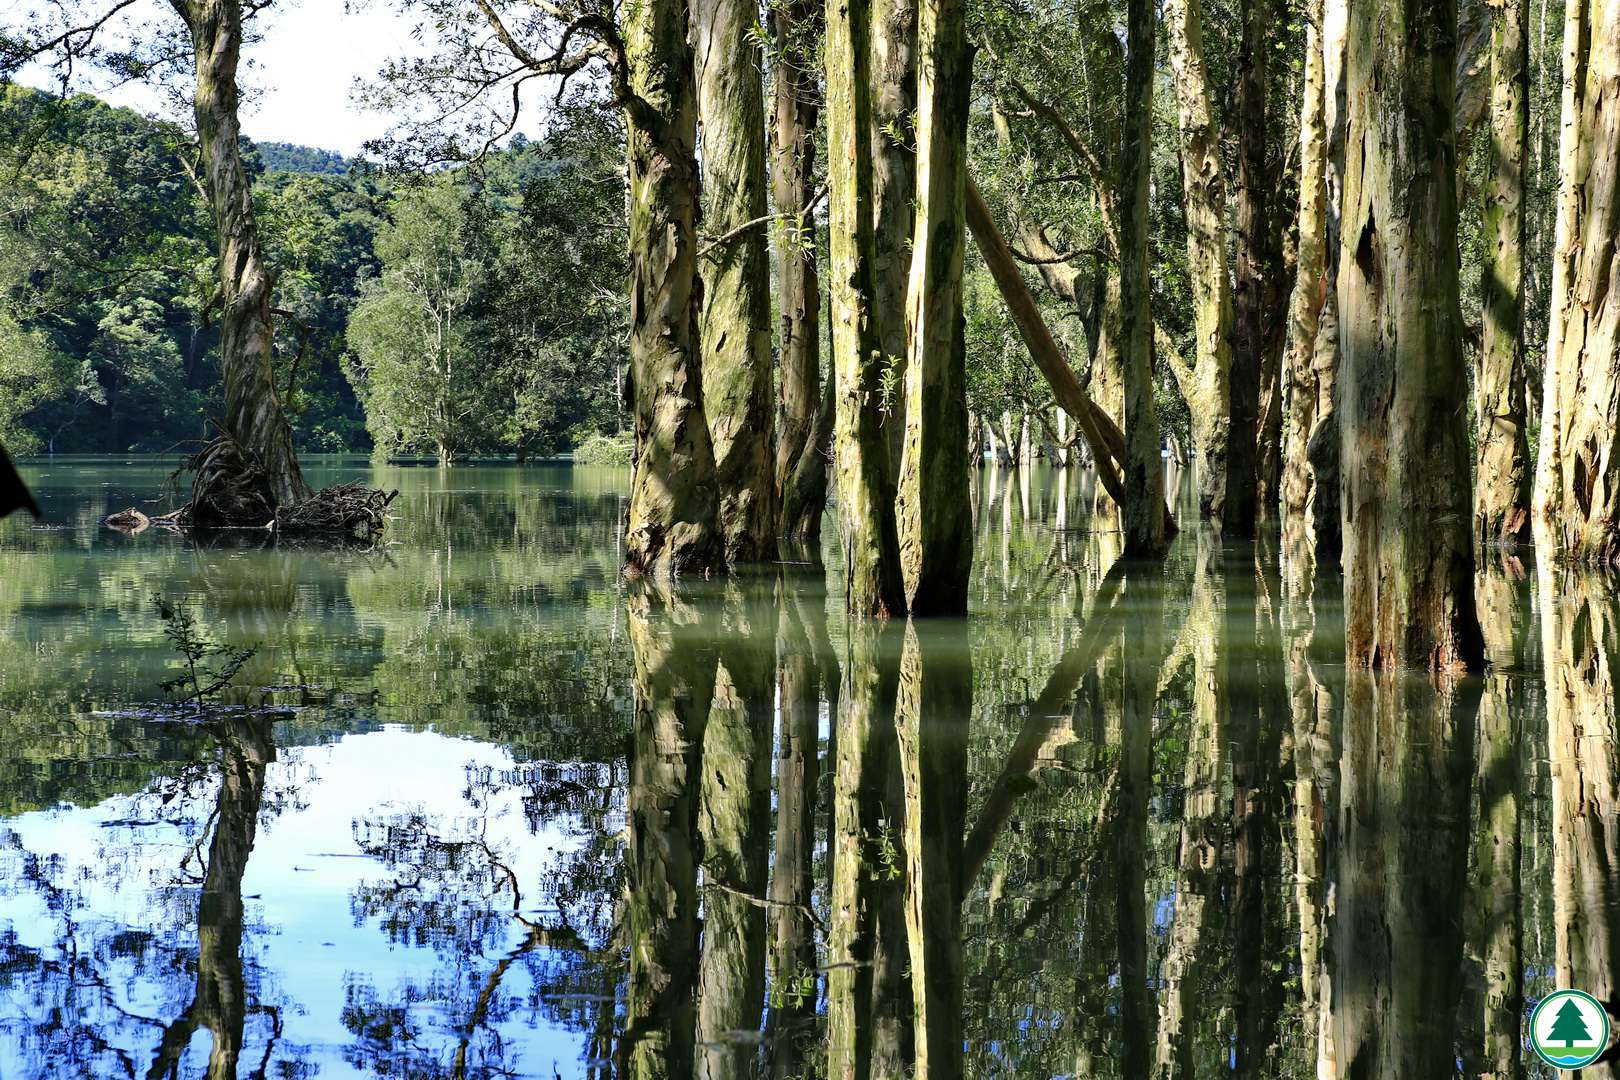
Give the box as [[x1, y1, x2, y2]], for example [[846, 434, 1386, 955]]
[[623, 0, 724, 576], [772, 0, 826, 545], [1337, 0, 1485, 672], [1282, 0, 1329, 538], [895, 0, 972, 615], [1531, 0, 1620, 567], [871, 0, 917, 470], [698, 0, 777, 564], [1163, 0, 1235, 524], [1119, 0, 1167, 558], [177, 0, 310, 514], [828, 0, 905, 616], [1474, 0, 1532, 547]]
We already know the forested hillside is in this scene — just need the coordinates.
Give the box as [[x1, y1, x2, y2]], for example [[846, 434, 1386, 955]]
[[0, 87, 626, 458]]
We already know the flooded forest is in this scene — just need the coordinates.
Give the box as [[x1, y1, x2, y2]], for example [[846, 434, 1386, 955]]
[[0, 0, 1618, 1075]]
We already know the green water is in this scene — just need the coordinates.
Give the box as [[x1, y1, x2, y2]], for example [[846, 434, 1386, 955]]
[[0, 456, 1610, 1078]]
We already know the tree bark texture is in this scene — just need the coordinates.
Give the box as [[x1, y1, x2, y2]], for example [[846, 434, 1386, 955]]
[[1475, 0, 1533, 547], [1118, 0, 1167, 557], [828, 0, 905, 616], [1225, 0, 1269, 536], [174, 0, 310, 513], [870, 0, 917, 469], [896, 0, 972, 615], [772, 0, 825, 545], [1531, 0, 1620, 566], [1337, 0, 1485, 671], [624, 0, 724, 576], [1163, 0, 1235, 524], [697, 0, 778, 564]]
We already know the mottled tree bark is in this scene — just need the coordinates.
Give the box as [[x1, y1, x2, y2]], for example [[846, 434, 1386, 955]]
[[1225, 0, 1269, 536], [1118, 0, 1167, 557], [771, 0, 825, 545], [697, 0, 777, 564], [827, 0, 905, 616], [1163, 0, 1235, 523], [896, 621, 970, 1080], [1283, 0, 1328, 537], [696, 592, 772, 1078], [1542, 567, 1620, 1080], [621, 589, 716, 1079], [1531, 0, 1620, 566], [170, 0, 309, 515], [1337, 0, 1484, 671], [870, 0, 917, 469], [896, 0, 972, 615], [623, 0, 724, 576], [1475, 0, 1532, 547]]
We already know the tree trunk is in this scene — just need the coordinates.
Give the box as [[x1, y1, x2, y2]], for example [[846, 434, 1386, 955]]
[[827, 0, 905, 616], [896, 621, 969, 1080], [697, 0, 777, 564], [624, 0, 725, 576], [1337, 0, 1485, 672], [1531, 0, 1620, 566], [1475, 0, 1532, 547], [697, 594, 772, 1079], [177, 0, 309, 512], [1282, 0, 1328, 536], [772, 0, 825, 545], [871, 0, 917, 470], [1119, 0, 1167, 557], [1224, 0, 1268, 536], [1163, 0, 1235, 523], [896, 0, 972, 615]]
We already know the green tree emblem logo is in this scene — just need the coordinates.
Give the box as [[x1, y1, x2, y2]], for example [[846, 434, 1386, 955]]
[[1532, 989, 1610, 1069]]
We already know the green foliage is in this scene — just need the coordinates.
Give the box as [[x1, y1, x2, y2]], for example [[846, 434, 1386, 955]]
[[153, 594, 257, 704], [253, 141, 350, 175], [573, 431, 633, 466]]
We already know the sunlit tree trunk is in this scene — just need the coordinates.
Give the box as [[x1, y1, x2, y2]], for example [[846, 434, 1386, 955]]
[[871, 0, 916, 468], [697, 0, 777, 564], [1475, 0, 1533, 547], [1119, 0, 1167, 557], [1329, 671, 1478, 1078], [697, 592, 772, 1078], [621, 589, 716, 1079], [772, 0, 826, 545], [1163, 0, 1234, 524], [827, 0, 905, 615], [897, 620, 969, 1080], [1471, 561, 1524, 1080], [1531, 0, 1620, 566], [1337, 0, 1484, 671], [1542, 568, 1620, 1079], [623, 0, 724, 576], [895, 0, 972, 615], [1283, 0, 1328, 538], [170, 0, 309, 514]]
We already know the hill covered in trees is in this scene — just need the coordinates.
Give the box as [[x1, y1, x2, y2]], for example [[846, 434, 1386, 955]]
[[0, 86, 627, 459]]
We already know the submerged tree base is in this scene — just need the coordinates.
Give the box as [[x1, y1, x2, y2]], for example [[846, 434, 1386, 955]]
[[103, 436, 396, 541]]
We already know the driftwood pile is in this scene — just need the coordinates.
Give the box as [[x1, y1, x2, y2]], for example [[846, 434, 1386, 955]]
[[103, 434, 397, 542]]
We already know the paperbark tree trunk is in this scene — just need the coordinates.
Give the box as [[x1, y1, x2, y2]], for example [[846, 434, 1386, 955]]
[[771, 0, 825, 545], [624, 0, 724, 576], [1283, 0, 1329, 537], [871, 0, 917, 469], [1531, 0, 1620, 567], [828, 0, 905, 616], [1337, 0, 1485, 672], [172, 0, 309, 513], [1475, 0, 1533, 547], [1119, 0, 1167, 557], [1225, 0, 1269, 536], [1163, 0, 1235, 524], [697, 0, 777, 564], [895, 0, 972, 615]]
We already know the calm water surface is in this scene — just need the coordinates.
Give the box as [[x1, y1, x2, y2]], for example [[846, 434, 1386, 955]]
[[0, 456, 1612, 1078]]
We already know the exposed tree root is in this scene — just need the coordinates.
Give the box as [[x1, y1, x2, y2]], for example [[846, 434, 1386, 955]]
[[102, 435, 397, 541]]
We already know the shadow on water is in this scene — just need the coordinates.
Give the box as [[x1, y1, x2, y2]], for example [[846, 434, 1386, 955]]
[[0, 456, 1616, 1077]]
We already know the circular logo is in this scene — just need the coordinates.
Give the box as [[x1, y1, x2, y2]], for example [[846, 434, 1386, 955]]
[[1531, 989, 1610, 1070]]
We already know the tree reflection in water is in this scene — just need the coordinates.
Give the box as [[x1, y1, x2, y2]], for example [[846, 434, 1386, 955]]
[[0, 461, 1615, 1077]]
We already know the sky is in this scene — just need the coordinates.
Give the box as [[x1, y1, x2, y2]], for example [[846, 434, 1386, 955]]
[[16, 1, 474, 156]]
